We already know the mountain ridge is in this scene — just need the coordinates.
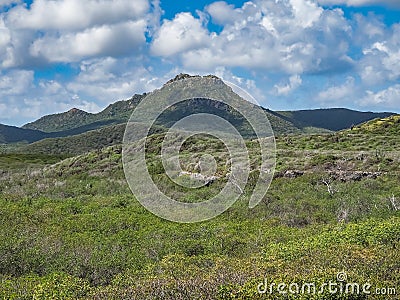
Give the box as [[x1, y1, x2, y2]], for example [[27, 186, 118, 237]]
[[22, 94, 145, 133], [1, 74, 397, 152]]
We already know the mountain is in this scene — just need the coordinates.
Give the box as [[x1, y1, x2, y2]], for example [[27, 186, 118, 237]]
[[21, 75, 313, 137], [276, 108, 395, 131], [0, 124, 47, 144], [22, 94, 145, 133], [22, 108, 93, 132], [3, 74, 396, 155], [19, 75, 306, 143]]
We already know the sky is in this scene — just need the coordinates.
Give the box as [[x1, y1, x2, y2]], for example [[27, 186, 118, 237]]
[[0, 0, 399, 126]]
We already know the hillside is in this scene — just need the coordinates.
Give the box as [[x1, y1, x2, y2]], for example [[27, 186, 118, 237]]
[[20, 123, 167, 155], [347, 114, 400, 134], [22, 94, 145, 133], [277, 108, 395, 131], [22, 108, 93, 132], [0, 124, 47, 143], [21, 124, 127, 155], [1, 123, 399, 298]]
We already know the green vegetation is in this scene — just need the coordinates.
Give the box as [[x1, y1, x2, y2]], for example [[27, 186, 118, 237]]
[[350, 115, 400, 135], [0, 124, 47, 144], [20, 124, 127, 155], [0, 153, 68, 170], [22, 95, 145, 133], [0, 116, 399, 299]]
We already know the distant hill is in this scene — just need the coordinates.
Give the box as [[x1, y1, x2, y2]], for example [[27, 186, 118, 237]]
[[22, 94, 145, 133], [0, 124, 47, 144], [22, 107, 93, 132], [276, 108, 395, 131]]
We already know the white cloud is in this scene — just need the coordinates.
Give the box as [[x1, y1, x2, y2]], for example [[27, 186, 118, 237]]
[[317, 0, 400, 8], [67, 57, 161, 103], [0, 17, 10, 56], [1, 0, 400, 125], [0, 0, 19, 7], [275, 75, 302, 95], [317, 76, 355, 102], [0, 69, 33, 95], [7, 0, 149, 30], [359, 24, 400, 84], [359, 85, 400, 109], [353, 13, 385, 42], [290, 0, 323, 28], [151, 12, 210, 57], [30, 21, 146, 63], [0, 0, 151, 68], [206, 1, 239, 25], [174, 0, 352, 74], [0, 69, 105, 124]]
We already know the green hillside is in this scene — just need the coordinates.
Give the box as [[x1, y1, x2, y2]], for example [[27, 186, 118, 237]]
[[21, 124, 127, 155], [22, 94, 145, 133], [22, 107, 94, 132], [0, 124, 47, 143], [348, 114, 400, 134]]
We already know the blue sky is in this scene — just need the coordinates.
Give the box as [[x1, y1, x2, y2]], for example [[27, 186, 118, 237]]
[[0, 0, 399, 126]]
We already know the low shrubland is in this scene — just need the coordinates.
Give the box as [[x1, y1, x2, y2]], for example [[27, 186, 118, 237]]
[[0, 128, 399, 299]]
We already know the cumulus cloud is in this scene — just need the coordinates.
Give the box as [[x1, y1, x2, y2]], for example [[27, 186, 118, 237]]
[[275, 75, 302, 95], [0, 0, 151, 67], [206, 1, 239, 25], [0, 69, 103, 124], [0, 0, 158, 125], [0, 69, 33, 95], [67, 57, 161, 103], [165, 0, 353, 75], [317, 0, 400, 8], [30, 21, 147, 63], [317, 76, 355, 103], [0, 17, 10, 56], [359, 85, 400, 109], [6, 0, 149, 30], [353, 13, 385, 42], [1, 0, 400, 125], [151, 12, 210, 57], [0, 0, 20, 7], [359, 24, 400, 85]]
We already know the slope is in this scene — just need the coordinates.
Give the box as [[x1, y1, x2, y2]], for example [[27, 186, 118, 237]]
[[22, 94, 145, 133], [0, 124, 47, 144], [346, 114, 400, 134]]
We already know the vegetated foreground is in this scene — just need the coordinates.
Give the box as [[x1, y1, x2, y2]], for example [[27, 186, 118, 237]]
[[0, 127, 399, 299]]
